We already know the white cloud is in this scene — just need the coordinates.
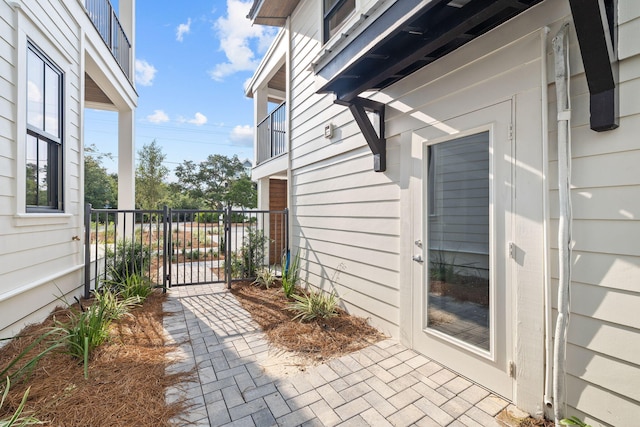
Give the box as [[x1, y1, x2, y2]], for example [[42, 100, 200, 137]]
[[229, 125, 253, 146], [147, 110, 169, 124], [209, 0, 276, 81], [176, 18, 191, 42], [135, 59, 157, 86], [188, 112, 208, 126]]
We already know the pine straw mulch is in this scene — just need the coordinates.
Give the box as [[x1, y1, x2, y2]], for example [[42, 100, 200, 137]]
[[0, 291, 192, 427], [230, 281, 386, 363]]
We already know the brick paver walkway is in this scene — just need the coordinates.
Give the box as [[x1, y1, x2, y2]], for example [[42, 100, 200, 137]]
[[163, 283, 513, 426]]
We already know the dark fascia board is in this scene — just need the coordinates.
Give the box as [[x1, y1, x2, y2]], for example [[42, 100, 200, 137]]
[[568, 0, 619, 131]]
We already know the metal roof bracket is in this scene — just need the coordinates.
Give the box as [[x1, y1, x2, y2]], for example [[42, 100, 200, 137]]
[[336, 96, 386, 172]]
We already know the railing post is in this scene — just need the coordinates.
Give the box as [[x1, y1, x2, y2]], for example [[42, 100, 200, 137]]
[[162, 205, 169, 293], [225, 205, 232, 289], [84, 203, 93, 299]]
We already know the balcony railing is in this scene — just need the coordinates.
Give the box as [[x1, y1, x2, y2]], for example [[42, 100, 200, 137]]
[[257, 102, 286, 165], [84, 0, 132, 81]]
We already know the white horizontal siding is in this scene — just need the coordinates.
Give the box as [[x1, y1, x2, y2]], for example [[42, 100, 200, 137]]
[[288, 0, 403, 336], [546, 2, 640, 422]]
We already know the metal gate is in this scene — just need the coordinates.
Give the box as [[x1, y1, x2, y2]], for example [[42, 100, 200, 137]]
[[83, 204, 288, 298]]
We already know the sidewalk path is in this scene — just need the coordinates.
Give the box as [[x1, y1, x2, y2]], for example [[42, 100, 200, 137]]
[[163, 283, 515, 427]]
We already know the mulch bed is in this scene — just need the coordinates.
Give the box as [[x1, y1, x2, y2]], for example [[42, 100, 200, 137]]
[[230, 281, 386, 363], [0, 291, 190, 427]]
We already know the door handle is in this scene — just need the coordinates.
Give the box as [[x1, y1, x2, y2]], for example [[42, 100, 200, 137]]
[[412, 255, 424, 263]]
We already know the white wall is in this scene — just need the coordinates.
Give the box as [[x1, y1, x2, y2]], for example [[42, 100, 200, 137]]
[[283, 0, 640, 424], [0, 0, 135, 340], [546, 1, 640, 424], [288, 0, 402, 337]]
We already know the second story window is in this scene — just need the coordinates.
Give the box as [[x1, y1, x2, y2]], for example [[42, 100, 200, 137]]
[[26, 43, 63, 212], [324, 0, 356, 43]]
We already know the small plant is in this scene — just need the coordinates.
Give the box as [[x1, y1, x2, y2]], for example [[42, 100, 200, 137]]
[[288, 289, 339, 322], [0, 378, 41, 427], [0, 329, 66, 384], [281, 251, 300, 298], [105, 240, 151, 284], [61, 303, 110, 361], [560, 417, 592, 427], [111, 274, 153, 307], [252, 268, 277, 289]]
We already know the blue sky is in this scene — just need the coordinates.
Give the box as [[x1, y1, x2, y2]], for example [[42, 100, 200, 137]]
[[85, 0, 277, 177]]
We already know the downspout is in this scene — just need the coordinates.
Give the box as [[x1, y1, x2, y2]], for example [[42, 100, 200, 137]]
[[541, 25, 554, 410], [552, 23, 572, 426]]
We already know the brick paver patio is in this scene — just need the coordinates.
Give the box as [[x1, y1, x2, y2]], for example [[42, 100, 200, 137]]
[[163, 283, 514, 427]]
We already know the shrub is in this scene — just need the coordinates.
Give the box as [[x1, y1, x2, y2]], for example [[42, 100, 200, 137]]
[[231, 228, 269, 279], [106, 240, 151, 284], [252, 268, 277, 289], [281, 251, 300, 298], [288, 289, 339, 322]]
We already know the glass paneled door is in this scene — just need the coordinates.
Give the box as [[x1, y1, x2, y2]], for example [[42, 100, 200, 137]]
[[412, 101, 514, 400]]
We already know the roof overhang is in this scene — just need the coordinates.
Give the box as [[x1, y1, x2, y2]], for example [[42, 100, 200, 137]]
[[247, 0, 301, 27], [316, 0, 545, 102], [315, 0, 618, 172]]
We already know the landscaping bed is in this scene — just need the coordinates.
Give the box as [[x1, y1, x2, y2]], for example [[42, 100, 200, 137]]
[[231, 281, 386, 363], [0, 291, 190, 427]]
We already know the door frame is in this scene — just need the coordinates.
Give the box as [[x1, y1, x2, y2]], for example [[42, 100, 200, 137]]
[[407, 100, 515, 400]]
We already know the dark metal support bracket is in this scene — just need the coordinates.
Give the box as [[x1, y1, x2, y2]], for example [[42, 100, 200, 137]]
[[335, 97, 386, 172], [568, 0, 619, 131]]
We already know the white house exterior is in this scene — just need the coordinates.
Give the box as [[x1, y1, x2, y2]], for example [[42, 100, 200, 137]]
[[0, 0, 137, 340], [246, 0, 640, 425]]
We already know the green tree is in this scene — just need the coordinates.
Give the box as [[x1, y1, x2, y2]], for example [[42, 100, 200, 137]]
[[84, 145, 117, 208], [227, 174, 257, 209], [136, 140, 168, 210], [174, 154, 246, 209]]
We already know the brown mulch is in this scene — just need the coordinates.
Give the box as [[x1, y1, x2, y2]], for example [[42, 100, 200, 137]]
[[230, 282, 386, 363], [0, 291, 191, 427]]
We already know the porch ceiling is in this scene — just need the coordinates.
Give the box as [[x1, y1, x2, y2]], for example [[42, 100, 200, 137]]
[[85, 73, 114, 106], [269, 65, 287, 93], [316, 0, 545, 102], [248, 0, 301, 27]]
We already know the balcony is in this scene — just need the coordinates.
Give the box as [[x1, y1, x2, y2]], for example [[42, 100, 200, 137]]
[[256, 102, 286, 165], [84, 0, 132, 80]]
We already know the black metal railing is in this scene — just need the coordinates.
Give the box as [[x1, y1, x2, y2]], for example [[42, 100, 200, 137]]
[[84, 0, 132, 80], [257, 102, 286, 165], [83, 204, 289, 297]]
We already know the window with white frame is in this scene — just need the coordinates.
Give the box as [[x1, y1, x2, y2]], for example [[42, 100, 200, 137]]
[[324, 0, 356, 42], [26, 42, 63, 212]]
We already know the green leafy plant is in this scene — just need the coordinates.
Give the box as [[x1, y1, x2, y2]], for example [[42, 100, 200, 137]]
[[0, 329, 66, 385], [0, 378, 41, 427], [56, 288, 136, 378], [252, 268, 277, 289], [287, 289, 339, 322], [230, 228, 269, 279], [105, 240, 151, 284], [107, 272, 153, 302], [281, 251, 300, 298], [560, 417, 592, 427]]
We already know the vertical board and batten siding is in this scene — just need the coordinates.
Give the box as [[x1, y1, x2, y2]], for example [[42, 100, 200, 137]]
[[544, 2, 640, 425], [0, 0, 84, 340]]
